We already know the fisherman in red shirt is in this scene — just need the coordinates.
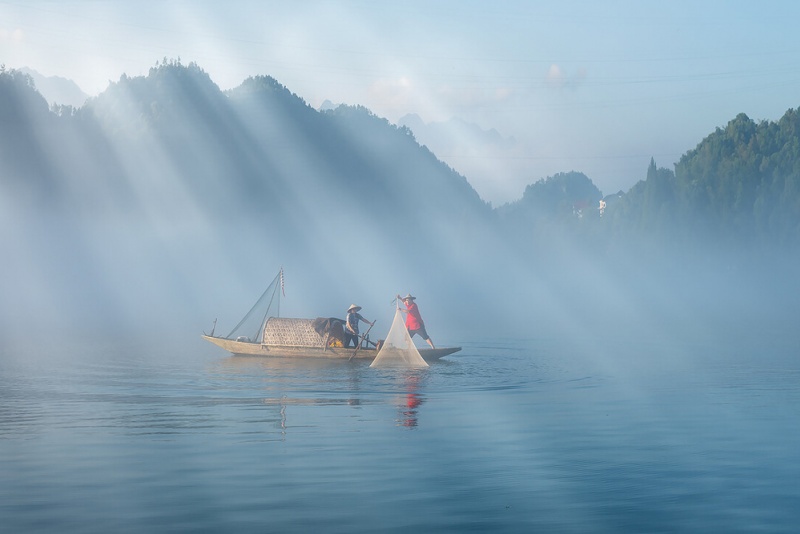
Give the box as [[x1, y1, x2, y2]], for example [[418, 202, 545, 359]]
[[397, 294, 435, 349]]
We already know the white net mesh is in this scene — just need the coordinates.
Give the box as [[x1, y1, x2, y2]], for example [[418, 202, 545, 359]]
[[370, 308, 429, 368]]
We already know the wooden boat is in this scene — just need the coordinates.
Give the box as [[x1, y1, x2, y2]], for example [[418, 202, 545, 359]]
[[201, 331, 460, 360], [202, 270, 461, 362]]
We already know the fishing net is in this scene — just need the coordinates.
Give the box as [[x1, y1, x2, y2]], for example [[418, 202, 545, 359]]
[[370, 307, 429, 368], [224, 270, 282, 342]]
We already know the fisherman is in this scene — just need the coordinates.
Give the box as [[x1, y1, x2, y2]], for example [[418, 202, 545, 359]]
[[397, 294, 435, 349], [345, 304, 374, 348]]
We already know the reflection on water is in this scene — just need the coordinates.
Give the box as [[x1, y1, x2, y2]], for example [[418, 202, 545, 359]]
[[214, 355, 433, 433], [1, 337, 799, 533], [396, 373, 425, 428]]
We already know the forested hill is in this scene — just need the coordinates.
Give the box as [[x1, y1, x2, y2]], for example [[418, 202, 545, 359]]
[[1, 61, 799, 339], [3, 62, 489, 231], [0, 62, 498, 334], [495, 111, 800, 257], [4, 61, 799, 254], [608, 112, 800, 249]]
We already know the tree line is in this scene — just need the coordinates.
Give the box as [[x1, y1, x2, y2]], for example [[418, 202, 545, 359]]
[[2, 63, 799, 259]]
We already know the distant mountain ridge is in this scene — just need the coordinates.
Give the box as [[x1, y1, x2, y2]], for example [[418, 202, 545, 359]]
[[19, 67, 89, 108], [3, 61, 799, 250], [397, 113, 516, 153], [1, 61, 798, 339], [0, 62, 497, 331]]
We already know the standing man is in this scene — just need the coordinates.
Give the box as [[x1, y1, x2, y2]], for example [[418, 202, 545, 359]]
[[345, 304, 374, 348], [397, 294, 435, 349]]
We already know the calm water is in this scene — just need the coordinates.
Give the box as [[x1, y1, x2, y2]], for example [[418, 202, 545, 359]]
[[1, 334, 798, 533]]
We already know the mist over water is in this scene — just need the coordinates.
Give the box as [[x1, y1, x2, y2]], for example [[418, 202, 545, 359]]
[[2, 64, 797, 350], [2, 64, 800, 531]]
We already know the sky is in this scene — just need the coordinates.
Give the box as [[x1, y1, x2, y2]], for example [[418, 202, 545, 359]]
[[3, 0, 800, 205]]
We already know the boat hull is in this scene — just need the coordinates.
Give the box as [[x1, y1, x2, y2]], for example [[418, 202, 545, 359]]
[[202, 335, 460, 361]]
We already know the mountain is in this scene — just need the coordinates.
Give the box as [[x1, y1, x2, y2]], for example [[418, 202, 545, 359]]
[[498, 171, 602, 223], [1, 62, 798, 344], [318, 99, 337, 112], [19, 67, 89, 108], [608, 112, 800, 248], [0, 62, 499, 337], [397, 114, 518, 204]]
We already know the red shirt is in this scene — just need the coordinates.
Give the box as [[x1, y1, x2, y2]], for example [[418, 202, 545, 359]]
[[404, 301, 424, 330]]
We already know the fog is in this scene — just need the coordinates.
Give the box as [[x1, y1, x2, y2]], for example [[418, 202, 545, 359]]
[[1, 65, 798, 358]]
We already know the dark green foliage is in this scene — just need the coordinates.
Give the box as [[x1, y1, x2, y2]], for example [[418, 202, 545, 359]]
[[0, 68, 63, 201], [0, 68, 49, 120], [582, 110, 800, 252], [611, 158, 678, 238], [497, 171, 604, 252], [498, 171, 601, 224], [671, 111, 800, 246]]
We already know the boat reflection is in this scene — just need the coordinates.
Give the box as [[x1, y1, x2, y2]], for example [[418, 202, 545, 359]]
[[214, 356, 429, 432], [394, 372, 425, 428]]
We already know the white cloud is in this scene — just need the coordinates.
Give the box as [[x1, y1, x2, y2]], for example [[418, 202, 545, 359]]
[[545, 63, 587, 91], [546, 63, 567, 88]]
